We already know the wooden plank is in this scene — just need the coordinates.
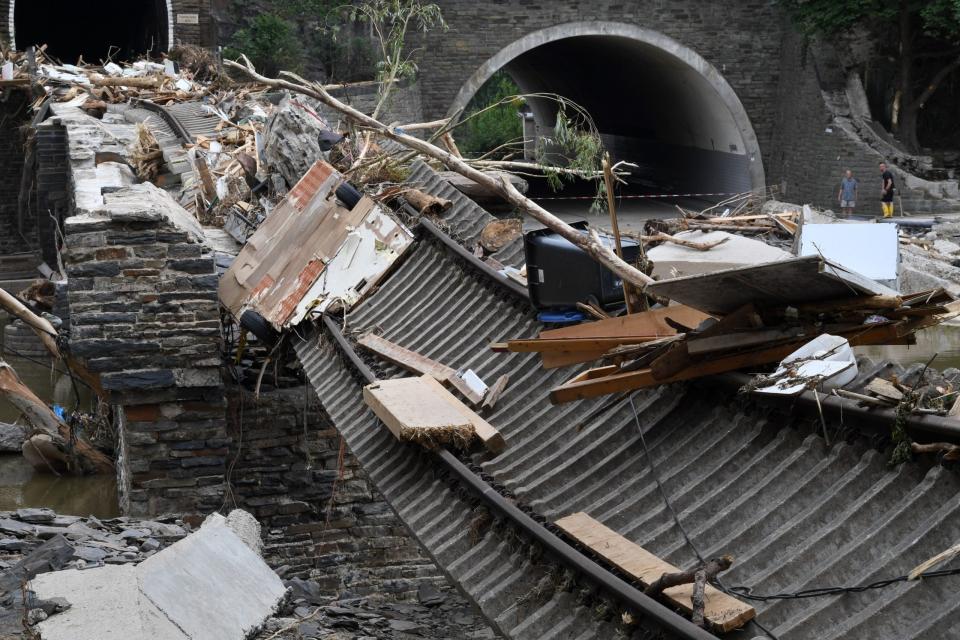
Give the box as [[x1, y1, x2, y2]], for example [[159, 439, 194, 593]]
[[358, 333, 483, 405], [549, 322, 915, 403], [796, 295, 902, 315], [865, 378, 904, 402], [686, 328, 804, 356], [359, 333, 455, 380], [704, 212, 797, 224], [555, 513, 755, 632], [363, 377, 473, 445], [506, 336, 664, 353], [538, 305, 711, 341], [419, 376, 506, 453], [481, 374, 510, 410]]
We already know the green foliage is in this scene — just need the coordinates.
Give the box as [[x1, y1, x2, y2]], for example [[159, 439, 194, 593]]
[[336, 0, 447, 85], [457, 72, 524, 158], [224, 13, 304, 77], [778, 0, 960, 41]]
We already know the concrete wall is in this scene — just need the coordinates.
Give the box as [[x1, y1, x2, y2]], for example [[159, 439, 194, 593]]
[[771, 27, 960, 215]]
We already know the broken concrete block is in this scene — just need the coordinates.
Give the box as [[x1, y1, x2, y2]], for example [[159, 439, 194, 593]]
[[262, 96, 331, 187], [24, 511, 283, 640], [934, 239, 960, 255], [137, 522, 285, 640], [200, 509, 263, 555], [31, 564, 186, 640]]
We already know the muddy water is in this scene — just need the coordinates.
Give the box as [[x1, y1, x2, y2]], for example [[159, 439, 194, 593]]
[[855, 323, 960, 372], [0, 320, 119, 517]]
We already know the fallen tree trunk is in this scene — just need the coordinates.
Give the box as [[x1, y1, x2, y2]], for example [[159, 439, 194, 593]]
[[403, 188, 452, 216], [638, 232, 729, 251], [0, 361, 113, 474], [89, 74, 164, 89], [0, 286, 60, 359], [224, 58, 656, 289]]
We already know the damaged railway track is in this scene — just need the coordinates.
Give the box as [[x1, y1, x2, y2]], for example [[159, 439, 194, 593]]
[[292, 166, 960, 639]]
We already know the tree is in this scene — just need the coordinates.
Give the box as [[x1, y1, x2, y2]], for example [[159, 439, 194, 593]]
[[780, 0, 960, 152], [225, 14, 305, 77], [458, 72, 524, 158]]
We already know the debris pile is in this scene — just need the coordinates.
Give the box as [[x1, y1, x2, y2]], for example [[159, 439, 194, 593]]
[[257, 583, 500, 640], [496, 255, 959, 404]]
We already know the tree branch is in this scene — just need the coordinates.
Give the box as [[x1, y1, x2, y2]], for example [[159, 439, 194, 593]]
[[223, 57, 656, 289], [912, 54, 960, 110]]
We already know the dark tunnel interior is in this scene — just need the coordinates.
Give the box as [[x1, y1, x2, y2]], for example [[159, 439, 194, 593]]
[[499, 35, 759, 196], [14, 0, 169, 64]]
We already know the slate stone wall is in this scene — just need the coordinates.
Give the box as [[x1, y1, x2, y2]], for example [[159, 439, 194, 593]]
[[0, 89, 32, 256], [770, 27, 960, 215], [63, 211, 228, 517], [228, 386, 446, 601]]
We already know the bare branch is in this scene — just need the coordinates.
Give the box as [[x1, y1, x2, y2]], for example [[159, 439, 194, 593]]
[[223, 59, 656, 289]]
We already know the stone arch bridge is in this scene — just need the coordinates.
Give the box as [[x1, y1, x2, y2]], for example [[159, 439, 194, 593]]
[[4, 0, 926, 211]]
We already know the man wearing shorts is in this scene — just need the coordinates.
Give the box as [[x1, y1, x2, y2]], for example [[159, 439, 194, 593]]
[[838, 169, 858, 216], [879, 162, 895, 218]]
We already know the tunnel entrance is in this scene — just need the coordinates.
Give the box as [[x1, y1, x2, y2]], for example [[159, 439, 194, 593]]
[[13, 0, 170, 63], [452, 23, 765, 202]]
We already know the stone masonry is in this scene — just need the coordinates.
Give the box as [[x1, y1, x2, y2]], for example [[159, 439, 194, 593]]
[[44, 100, 228, 517], [0, 88, 33, 256], [64, 200, 228, 516], [228, 386, 447, 601]]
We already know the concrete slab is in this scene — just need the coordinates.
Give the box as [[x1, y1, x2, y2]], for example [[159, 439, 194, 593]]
[[137, 524, 285, 640], [31, 565, 186, 640], [648, 230, 792, 278]]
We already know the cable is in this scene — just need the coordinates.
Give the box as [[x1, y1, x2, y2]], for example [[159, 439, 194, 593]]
[[630, 395, 704, 564], [1, 343, 96, 392], [628, 393, 960, 638]]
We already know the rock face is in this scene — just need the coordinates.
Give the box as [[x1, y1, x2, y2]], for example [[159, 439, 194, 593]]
[[0, 421, 26, 452], [263, 96, 331, 188]]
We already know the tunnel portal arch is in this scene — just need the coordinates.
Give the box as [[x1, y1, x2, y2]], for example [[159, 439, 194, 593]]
[[9, 0, 174, 62], [450, 22, 766, 193]]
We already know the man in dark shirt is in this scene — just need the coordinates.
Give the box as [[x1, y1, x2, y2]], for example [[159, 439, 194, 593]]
[[879, 162, 895, 218]]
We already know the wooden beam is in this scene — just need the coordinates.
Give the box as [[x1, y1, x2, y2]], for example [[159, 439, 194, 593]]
[[421, 376, 505, 453], [549, 322, 917, 403], [358, 332, 483, 405], [537, 305, 710, 341], [555, 512, 755, 632], [481, 374, 510, 411], [363, 377, 473, 446]]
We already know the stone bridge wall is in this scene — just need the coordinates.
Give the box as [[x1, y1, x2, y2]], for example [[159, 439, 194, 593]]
[[418, 0, 786, 181], [229, 386, 446, 600]]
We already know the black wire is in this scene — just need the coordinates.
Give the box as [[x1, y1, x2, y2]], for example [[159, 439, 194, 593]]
[[1, 343, 96, 392], [628, 394, 960, 637], [629, 395, 705, 564]]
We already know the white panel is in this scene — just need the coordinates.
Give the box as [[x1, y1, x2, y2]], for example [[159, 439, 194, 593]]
[[799, 223, 899, 281]]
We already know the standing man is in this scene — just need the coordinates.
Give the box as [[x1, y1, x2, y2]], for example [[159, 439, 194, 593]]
[[838, 169, 858, 216], [879, 162, 895, 218]]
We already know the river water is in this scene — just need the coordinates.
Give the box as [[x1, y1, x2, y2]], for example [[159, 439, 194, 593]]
[[0, 320, 119, 517]]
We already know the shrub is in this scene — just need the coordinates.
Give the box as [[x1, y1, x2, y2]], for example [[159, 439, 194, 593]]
[[224, 14, 304, 77]]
